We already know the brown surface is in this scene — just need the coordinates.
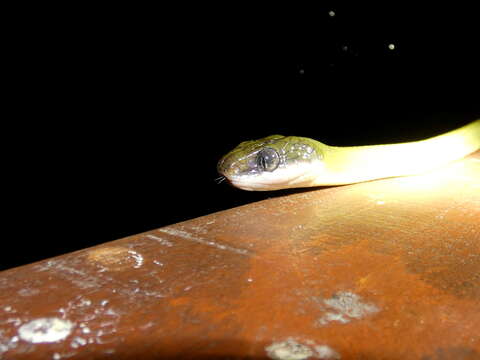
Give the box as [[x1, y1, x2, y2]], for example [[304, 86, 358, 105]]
[[1, 151, 479, 360]]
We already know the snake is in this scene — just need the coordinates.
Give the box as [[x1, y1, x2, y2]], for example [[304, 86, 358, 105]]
[[217, 119, 480, 191]]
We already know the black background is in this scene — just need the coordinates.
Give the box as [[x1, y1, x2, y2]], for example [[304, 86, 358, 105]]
[[3, 3, 479, 270]]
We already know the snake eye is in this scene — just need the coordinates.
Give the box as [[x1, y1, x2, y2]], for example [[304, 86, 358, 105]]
[[256, 148, 280, 172]]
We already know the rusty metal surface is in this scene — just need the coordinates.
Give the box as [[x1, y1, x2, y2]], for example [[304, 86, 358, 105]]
[[1, 151, 479, 360]]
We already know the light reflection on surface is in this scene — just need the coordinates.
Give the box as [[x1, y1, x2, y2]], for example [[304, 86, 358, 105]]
[[390, 155, 480, 193]]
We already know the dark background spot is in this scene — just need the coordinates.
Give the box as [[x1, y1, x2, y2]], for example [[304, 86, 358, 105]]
[[3, 3, 479, 270]]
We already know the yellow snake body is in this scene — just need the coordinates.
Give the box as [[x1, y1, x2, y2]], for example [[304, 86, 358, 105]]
[[217, 120, 480, 191]]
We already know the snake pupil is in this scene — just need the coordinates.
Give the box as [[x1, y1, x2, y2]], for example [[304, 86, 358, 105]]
[[260, 157, 266, 169]]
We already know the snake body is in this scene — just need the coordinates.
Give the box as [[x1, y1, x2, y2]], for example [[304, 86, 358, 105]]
[[217, 120, 480, 191]]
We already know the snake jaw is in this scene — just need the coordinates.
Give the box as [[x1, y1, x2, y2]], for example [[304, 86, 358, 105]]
[[225, 161, 326, 191]]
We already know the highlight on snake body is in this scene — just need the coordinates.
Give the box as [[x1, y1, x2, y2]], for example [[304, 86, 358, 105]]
[[217, 120, 480, 191]]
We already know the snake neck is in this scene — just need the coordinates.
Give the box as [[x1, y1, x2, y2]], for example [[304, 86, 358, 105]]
[[311, 119, 480, 186]]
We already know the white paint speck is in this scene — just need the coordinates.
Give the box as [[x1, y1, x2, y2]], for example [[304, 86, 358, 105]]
[[77, 298, 92, 307], [317, 312, 349, 325], [324, 292, 379, 318], [376, 200, 385, 205], [145, 234, 174, 247], [104, 308, 118, 316], [18, 318, 74, 343], [128, 250, 144, 268], [139, 321, 155, 330], [158, 228, 251, 255], [315, 345, 341, 359], [53, 353, 61, 360], [3, 306, 12, 312], [18, 288, 40, 297], [266, 339, 313, 360], [316, 291, 379, 326], [10, 336, 19, 343], [143, 290, 166, 298], [70, 336, 87, 348], [247, 278, 253, 282], [266, 338, 341, 360], [153, 260, 164, 266]]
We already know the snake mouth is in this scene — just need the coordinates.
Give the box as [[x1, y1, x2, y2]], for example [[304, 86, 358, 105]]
[[224, 161, 324, 191], [227, 176, 276, 191]]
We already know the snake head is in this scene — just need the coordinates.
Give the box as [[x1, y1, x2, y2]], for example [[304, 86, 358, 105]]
[[217, 135, 324, 191]]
